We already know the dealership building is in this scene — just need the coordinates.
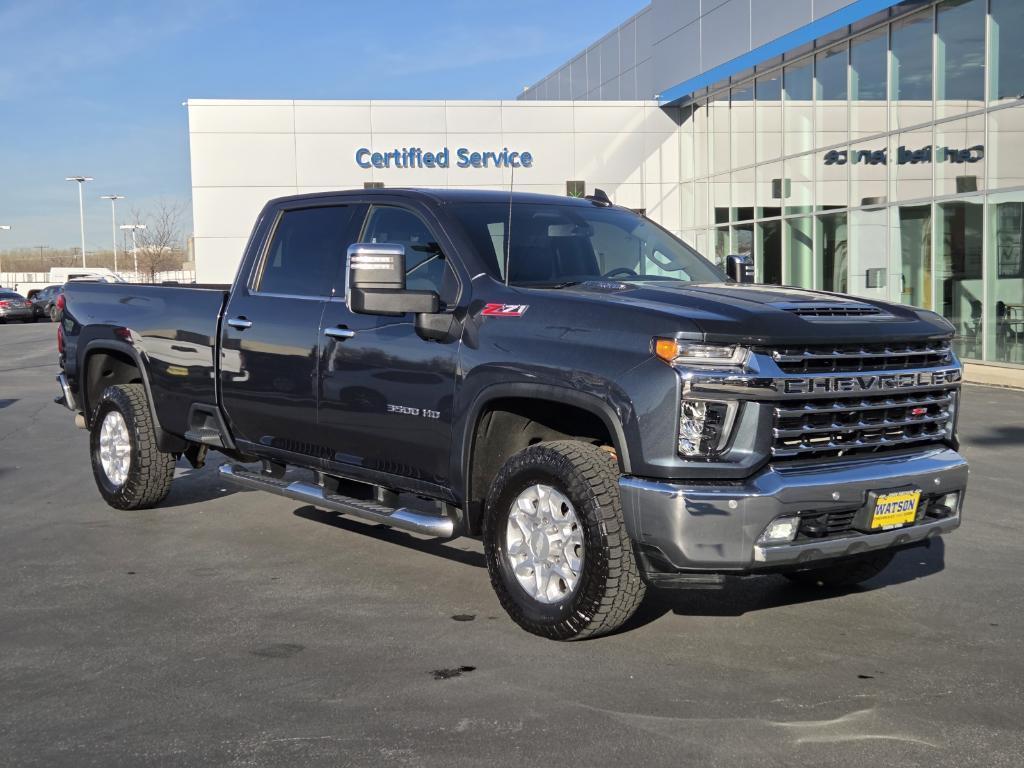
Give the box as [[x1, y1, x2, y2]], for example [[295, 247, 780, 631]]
[[188, 0, 1024, 379]]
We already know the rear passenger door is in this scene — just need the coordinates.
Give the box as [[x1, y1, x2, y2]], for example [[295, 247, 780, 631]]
[[220, 202, 363, 461]]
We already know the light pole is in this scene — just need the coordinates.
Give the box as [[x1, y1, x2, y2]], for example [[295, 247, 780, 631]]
[[120, 223, 145, 276], [65, 176, 93, 267], [0, 225, 9, 276], [99, 194, 125, 273]]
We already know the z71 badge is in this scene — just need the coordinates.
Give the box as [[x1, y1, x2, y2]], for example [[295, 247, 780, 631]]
[[482, 303, 529, 317]]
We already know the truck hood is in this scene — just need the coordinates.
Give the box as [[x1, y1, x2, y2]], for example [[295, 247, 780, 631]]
[[557, 280, 954, 345]]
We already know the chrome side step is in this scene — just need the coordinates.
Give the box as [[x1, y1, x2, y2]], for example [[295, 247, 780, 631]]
[[218, 463, 456, 539]]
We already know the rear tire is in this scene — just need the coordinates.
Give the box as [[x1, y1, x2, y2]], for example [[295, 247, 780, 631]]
[[89, 383, 175, 510], [783, 550, 895, 588], [483, 440, 645, 640], [50, 306, 59, 322]]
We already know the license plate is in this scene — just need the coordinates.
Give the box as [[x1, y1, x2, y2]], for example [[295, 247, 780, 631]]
[[871, 489, 921, 529]]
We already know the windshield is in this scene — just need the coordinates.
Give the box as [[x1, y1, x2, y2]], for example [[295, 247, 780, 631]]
[[447, 202, 724, 287]]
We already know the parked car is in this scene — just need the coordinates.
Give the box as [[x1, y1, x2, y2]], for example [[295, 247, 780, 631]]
[[31, 285, 63, 321], [0, 289, 35, 323], [56, 188, 968, 640]]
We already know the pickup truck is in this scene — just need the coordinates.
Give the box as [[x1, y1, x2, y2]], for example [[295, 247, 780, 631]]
[[55, 188, 968, 640]]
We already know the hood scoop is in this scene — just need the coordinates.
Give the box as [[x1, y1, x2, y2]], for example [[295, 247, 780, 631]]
[[777, 302, 887, 318]]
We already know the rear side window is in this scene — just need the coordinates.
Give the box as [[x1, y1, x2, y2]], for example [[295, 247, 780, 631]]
[[256, 206, 357, 296]]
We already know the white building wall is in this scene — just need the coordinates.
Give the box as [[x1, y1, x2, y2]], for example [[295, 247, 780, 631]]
[[188, 99, 682, 284]]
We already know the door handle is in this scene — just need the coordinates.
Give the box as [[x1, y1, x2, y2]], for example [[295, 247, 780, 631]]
[[227, 316, 252, 330], [324, 327, 355, 340]]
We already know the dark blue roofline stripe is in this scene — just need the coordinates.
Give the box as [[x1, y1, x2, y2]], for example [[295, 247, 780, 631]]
[[658, 0, 903, 105]]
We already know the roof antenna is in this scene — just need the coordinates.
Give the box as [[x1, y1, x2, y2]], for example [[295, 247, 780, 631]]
[[504, 162, 514, 286]]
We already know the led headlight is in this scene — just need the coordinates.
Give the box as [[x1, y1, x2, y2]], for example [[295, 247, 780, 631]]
[[654, 339, 749, 367], [678, 398, 737, 458]]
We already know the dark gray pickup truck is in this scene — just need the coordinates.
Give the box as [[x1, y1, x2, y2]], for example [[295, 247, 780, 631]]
[[55, 188, 968, 639]]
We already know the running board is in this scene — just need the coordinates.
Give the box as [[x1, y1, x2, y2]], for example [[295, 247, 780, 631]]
[[218, 464, 456, 538]]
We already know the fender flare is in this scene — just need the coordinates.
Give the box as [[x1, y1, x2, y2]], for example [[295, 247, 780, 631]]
[[456, 381, 633, 510], [80, 339, 185, 453]]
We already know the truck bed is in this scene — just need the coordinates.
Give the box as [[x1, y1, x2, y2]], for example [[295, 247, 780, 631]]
[[63, 281, 229, 438]]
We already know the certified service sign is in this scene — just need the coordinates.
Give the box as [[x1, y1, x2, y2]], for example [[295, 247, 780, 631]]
[[355, 147, 533, 169]]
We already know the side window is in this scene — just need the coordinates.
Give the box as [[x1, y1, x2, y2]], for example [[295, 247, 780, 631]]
[[256, 206, 357, 296], [362, 206, 458, 304]]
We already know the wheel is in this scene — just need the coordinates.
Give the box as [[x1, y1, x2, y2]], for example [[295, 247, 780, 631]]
[[89, 383, 175, 510], [783, 550, 895, 588], [483, 440, 645, 640], [50, 306, 59, 322]]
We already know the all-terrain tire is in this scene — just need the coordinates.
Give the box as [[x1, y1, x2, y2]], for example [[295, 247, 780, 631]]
[[483, 440, 646, 640], [783, 550, 895, 588], [89, 383, 175, 510]]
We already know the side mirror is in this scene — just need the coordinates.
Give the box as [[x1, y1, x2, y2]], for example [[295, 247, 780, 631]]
[[726, 254, 755, 284], [347, 243, 439, 316]]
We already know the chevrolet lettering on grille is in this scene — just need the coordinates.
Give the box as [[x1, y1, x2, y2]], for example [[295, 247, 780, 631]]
[[780, 368, 961, 396]]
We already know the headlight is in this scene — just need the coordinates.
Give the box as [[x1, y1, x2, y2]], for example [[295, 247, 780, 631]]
[[678, 398, 738, 458], [654, 339, 749, 367]]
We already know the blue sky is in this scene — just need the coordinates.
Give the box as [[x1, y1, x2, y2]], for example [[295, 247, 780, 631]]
[[0, 0, 639, 252]]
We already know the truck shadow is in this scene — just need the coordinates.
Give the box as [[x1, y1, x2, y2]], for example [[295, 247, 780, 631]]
[[159, 461, 250, 508], [292, 505, 487, 569], [617, 538, 946, 634]]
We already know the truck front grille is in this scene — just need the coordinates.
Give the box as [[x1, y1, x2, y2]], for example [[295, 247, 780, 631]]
[[771, 389, 955, 459], [768, 339, 952, 374]]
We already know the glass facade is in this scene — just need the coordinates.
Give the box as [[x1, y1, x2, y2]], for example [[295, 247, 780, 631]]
[[677, 0, 1024, 367]]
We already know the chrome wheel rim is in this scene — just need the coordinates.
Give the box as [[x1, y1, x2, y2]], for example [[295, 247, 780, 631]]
[[99, 411, 131, 487], [505, 484, 585, 604]]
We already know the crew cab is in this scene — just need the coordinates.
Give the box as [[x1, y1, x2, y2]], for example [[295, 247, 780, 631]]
[[55, 189, 968, 639]]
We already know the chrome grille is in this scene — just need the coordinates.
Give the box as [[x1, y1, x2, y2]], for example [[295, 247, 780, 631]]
[[771, 389, 955, 459], [768, 339, 952, 374]]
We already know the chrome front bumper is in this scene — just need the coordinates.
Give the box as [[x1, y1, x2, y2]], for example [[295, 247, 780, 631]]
[[619, 446, 967, 572], [55, 373, 77, 411]]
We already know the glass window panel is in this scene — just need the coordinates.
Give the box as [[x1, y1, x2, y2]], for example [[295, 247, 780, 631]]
[[732, 223, 754, 264], [756, 73, 783, 163], [732, 164, 755, 221], [680, 105, 695, 180], [757, 220, 783, 285], [990, 0, 1024, 103], [714, 225, 730, 267], [891, 129, 933, 201], [849, 144, 888, 206], [891, 10, 933, 130], [709, 90, 731, 174], [987, 192, 1024, 364], [989, 104, 1024, 190], [786, 217, 814, 288], [851, 30, 888, 139], [936, 0, 985, 119], [849, 208, 890, 301], [693, 101, 709, 178], [784, 153, 814, 215], [891, 204, 933, 309], [937, 198, 984, 359], [816, 46, 849, 148], [712, 173, 731, 223], [934, 115, 985, 197], [817, 146, 849, 210], [731, 85, 755, 168], [784, 60, 814, 155], [816, 212, 849, 292], [755, 161, 782, 218]]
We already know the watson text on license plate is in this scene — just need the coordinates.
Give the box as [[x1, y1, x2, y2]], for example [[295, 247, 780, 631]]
[[871, 489, 921, 529]]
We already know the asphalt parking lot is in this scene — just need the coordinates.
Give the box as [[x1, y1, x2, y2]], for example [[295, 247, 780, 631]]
[[1, 320, 1022, 767]]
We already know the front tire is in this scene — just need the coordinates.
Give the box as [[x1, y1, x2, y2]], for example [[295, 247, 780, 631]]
[[89, 383, 175, 510], [483, 440, 645, 640], [783, 550, 895, 588]]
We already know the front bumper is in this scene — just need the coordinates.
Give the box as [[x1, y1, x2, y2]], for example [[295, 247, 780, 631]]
[[619, 446, 967, 573]]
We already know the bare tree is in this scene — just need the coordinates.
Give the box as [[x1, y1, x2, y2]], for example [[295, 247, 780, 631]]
[[129, 199, 189, 281]]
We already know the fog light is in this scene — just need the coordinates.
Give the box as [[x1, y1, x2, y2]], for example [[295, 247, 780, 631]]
[[678, 399, 737, 458], [759, 516, 800, 544]]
